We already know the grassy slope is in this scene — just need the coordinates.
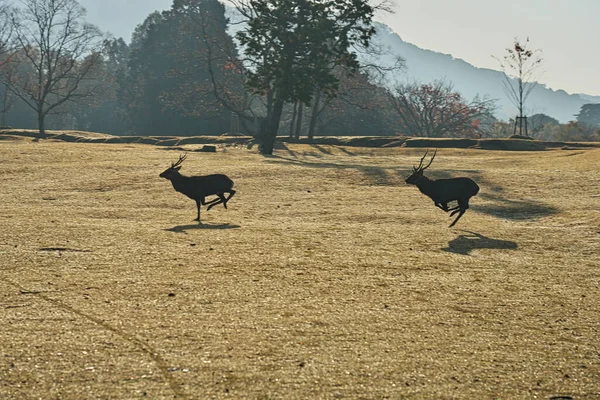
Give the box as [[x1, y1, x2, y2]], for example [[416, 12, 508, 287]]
[[0, 138, 599, 399]]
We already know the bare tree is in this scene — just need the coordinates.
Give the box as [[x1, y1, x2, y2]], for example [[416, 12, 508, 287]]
[[389, 80, 496, 138], [0, 64, 17, 126], [6, 0, 103, 135], [0, 0, 13, 53], [493, 37, 543, 137], [0, 0, 16, 126]]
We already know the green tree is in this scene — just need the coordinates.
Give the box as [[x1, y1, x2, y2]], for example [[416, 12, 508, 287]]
[[552, 121, 599, 142], [528, 113, 558, 139], [233, 0, 377, 154], [576, 103, 600, 128], [125, 11, 181, 135], [162, 0, 248, 132], [124, 1, 239, 136]]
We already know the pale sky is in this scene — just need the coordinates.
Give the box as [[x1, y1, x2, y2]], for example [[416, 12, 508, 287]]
[[78, 0, 599, 96], [377, 0, 600, 96]]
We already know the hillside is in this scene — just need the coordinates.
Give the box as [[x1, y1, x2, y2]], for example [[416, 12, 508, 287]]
[[374, 24, 600, 123]]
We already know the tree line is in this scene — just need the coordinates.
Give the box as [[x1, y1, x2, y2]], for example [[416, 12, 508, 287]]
[[0, 0, 598, 154]]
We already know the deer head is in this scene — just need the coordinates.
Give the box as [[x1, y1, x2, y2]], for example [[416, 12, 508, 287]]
[[159, 153, 187, 179], [405, 150, 437, 184]]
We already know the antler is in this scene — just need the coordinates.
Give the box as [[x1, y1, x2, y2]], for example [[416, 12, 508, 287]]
[[421, 149, 437, 171], [413, 150, 437, 172], [172, 153, 187, 168], [414, 150, 429, 171]]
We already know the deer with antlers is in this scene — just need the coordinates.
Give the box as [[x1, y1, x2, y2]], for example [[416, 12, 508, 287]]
[[159, 154, 235, 222], [405, 150, 479, 227]]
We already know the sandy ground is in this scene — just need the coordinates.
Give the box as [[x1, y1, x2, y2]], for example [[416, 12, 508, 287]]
[[1, 138, 599, 399]]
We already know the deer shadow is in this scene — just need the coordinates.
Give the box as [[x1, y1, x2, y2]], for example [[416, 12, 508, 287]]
[[165, 222, 240, 234], [442, 231, 518, 256]]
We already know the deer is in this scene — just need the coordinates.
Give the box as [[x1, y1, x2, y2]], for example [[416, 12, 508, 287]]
[[159, 154, 235, 222], [405, 150, 479, 228]]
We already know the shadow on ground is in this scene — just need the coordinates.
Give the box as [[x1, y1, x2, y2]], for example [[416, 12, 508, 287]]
[[165, 223, 240, 233], [267, 152, 485, 188], [442, 231, 518, 255], [472, 192, 558, 221], [267, 154, 402, 186]]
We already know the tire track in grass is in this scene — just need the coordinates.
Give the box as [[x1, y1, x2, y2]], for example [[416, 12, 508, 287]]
[[1, 276, 186, 399]]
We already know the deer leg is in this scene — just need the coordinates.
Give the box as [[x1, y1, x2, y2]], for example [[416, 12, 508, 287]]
[[207, 190, 236, 211], [194, 200, 202, 222], [449, 209, 466, 227], [435, 202, 450, 212], [449, 199, 470, 227], [203, 197, 222, 206], [207, 194, 227, 211], [224, 190, 236, 207]]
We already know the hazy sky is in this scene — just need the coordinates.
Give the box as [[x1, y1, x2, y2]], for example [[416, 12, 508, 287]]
[[78, 0, 599, 96]]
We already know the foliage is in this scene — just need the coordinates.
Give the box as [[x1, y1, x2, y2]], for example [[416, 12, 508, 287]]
[[389, 80, 496, 138], [485, 120, 513, 138], [546, 121, 600, 142], [528, 113, 559, 139], [4, 0, 595, 146], [576, 103, 600, 128], [124, 11, 193, 135], [121, 1, 244, 136], [313, 68, 399, 136], [232, 0, 377, 153], [162, 0, 245, 119]]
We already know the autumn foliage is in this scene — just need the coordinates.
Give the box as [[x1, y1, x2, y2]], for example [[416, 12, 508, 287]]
[[389, 80, 495, 138]]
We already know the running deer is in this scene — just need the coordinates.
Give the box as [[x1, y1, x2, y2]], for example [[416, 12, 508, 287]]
[[405, 150, 479, 227], [159, 154, 235, 222]]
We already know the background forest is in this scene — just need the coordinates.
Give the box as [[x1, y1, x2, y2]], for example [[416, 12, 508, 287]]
[[1, 0, 599, 149]]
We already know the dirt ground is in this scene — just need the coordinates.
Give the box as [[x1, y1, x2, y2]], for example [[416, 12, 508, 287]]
[[0, 138, 599, 399]]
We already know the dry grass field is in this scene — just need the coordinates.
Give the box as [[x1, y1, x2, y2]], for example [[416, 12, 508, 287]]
[[1, 136, 599, 399]]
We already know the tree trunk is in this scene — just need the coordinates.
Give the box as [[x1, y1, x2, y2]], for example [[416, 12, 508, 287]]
[[519, 115, 523, 136], [38, 111, 46, 136], [289, 101, 298, 139], [259, 98, 285, 155], [307, 91, 321, 142], [1, 88, 9, 127], [294, 102, 304, 141]]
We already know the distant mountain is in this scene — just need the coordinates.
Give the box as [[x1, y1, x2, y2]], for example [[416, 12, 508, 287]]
[[578, 93, 600, 104], [373, 24, 599, 123]]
